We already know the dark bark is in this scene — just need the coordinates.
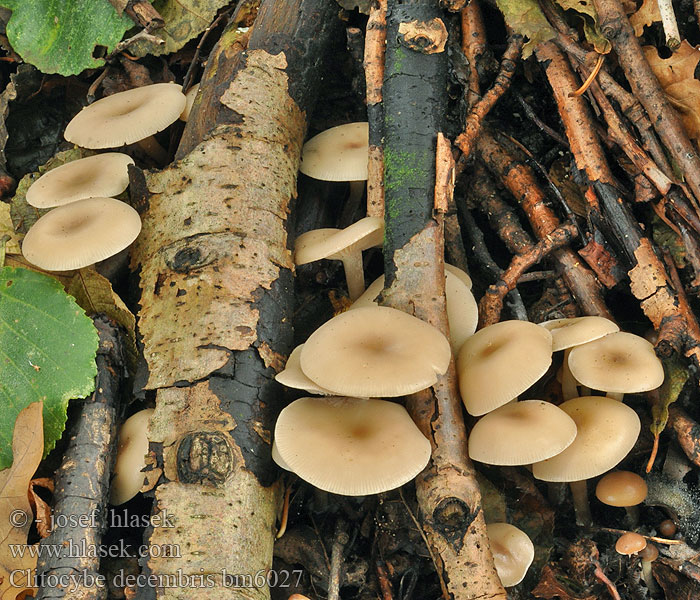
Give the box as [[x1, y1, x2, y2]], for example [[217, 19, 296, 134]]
[[35, 317, 123, 600]]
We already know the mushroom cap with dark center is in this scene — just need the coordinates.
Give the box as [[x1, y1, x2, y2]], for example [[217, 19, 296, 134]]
[[26, 153, 135, 208], [300, 306, 451, 397], [567, 331, 664, 393], [21, 197, 142, 271], [532, 396, 641, 482], [299, 122, 369, 181], [539, 316, 619, 352], [64, 83, 186, 148], [457, 320, 553, 416], [595, 470, 648, 507], [486, 523, 535, 587], [468, 400, 577, 465], [273, 396, 431, 495]]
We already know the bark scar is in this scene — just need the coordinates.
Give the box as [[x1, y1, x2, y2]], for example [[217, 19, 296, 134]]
[[398, 18, 447, 54]]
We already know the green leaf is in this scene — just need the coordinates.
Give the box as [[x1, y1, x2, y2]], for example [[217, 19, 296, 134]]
[[650, 355, 688, 437], [0, 0, 133, 76], [554, 0, 611, 54], [493, 0, 555, 58], [0, 266, 98, 468]]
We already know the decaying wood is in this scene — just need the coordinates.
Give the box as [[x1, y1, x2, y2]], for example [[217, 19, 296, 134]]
[[35, 317, 121, 600], [380, 1, 506, 598], [131, 0, 339, 597], [108, 0, 165, 31]]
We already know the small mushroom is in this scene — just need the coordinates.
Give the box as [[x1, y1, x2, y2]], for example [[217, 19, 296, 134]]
[[294, 216, 383, 300], [64, 82, 186, 164], [21, 197, 142, 271], [486, 523, 535, 587], [273, 396, 431, 496], [110, 409, 154, 505], [299, 122, 369, 211], [615, 531, 647, 557], [300, 306, 451, 397], [595, 470, 647, 526], [468, 400, 577, 466], [532, 396, 641, 527], [457, 320, 553, 416], [639, 543, 659, 593], [26, 153, 135, 208], [274, 344, 334, 395], [568, 331, 664, 401]]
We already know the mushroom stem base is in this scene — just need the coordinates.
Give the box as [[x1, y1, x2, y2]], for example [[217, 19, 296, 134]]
[[569, 480, 592, 527]]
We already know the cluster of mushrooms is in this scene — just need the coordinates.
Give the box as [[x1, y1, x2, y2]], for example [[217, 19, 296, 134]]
[[20, 82, 198, 271], [273, 122, 667, 587]]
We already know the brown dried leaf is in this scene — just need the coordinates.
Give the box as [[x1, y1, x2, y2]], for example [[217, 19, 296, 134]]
[[27, 479, 52, 539], [0, 402, 43, 599], [631, 0, 662, 36], [533, 565, 596, 599]]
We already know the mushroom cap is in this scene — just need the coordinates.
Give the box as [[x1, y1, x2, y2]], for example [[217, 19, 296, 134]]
[[64, 83, 186, 148], [271, 440, 293, 472], [457, 320, 553, 416], [595, 470, 648, 507], [300, 306, 451, 397], [26, 153, 135, 208], [615, 532, 647, 556], [21, 197, 142, 271], [468, 400, 577, 466], [275, 345, 334, 395], [351, 267, 477, 353], [532, 396, 641, 482], [110, 408, 154, 505], [299, 122, 369, 181], [294, 216, 383, 264], [568, 331, 664, 393], [486, 523, 535, 587], [444, 263, 473, 289], [539, 316, 619, 352], [180, 83, 199, 121], [273, 396, 431, 495], [639, 543, 659, 562]]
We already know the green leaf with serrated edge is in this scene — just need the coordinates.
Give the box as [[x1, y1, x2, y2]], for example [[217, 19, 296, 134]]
[[651, 355, 688, 437], [0, 0, 132, 76], [0, 266, 98, 468], [493, 0, 555, 59]]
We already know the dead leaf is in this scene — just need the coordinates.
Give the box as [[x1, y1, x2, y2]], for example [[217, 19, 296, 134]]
[[493, 0, 555, 58], [554, 0, 611, 53], [644, 42, 700, 142], [631, 0, 662, 36], [0, 402, 43, 599], [0, 203, 20, 255], [28, 478, 53, 540], [533, 564, 597, 599]]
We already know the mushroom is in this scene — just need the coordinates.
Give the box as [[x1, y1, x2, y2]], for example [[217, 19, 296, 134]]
[[300, 306, 451, 398], [532, 396, 641, 527], [294, 216, 383, 300], [639, 542, 659, 593], [567, 331, 664, 401], [486, 523, 535, 587], [64, 82, 186, 164], [299, 122, 369, 212], [110, 409, 154, 505], [457, 320, 553, 416], [25, 153, 135, 208], [539, 316, 619, 400], [273, 396, 431, 495], [615, 531, 647, 556], [658, 519, 677, 537], [271, 440, 293, 472], [21, 197, 142, 271], [468, 400, 577, 466], [179, 83, 200, 122], [351, 265, 477, 352], [274, 344, 334, 395], [595, 470, 647, 526]]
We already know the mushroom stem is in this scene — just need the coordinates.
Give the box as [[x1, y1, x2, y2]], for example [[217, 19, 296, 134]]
[[340, 252, 366, 301], [625, 505, 640, 528], [561, 349, 579, 400], [607, 391, 625, 401], [349, 179, 365, 210], [569, 479, 593, 527], [135, 135, 169, 165]]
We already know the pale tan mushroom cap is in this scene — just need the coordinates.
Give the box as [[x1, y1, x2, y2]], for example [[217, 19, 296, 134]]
[[271, 440, 293, 472], [64, 83, 186, 148], [179, 83, 199, 121], [299, 122, 369, 181], [300, 306, 451, 397], [595, 470, 648, 507], [486, 523, 535, 587], [274, 396, 431, 495], [294, 216, 383, 264], [110, 409, 154, 505], [21, 197, 142, 271], [468, 400, 577, 466], [275, 345, 334, 395], [457, 321, 553, 416], [26, 153, 135, 208], [568, 331, 664, 393], [532, 396, 641, 482], [539, 316, 619, 352], [444, 263, 473, 289], [351, 268, 477, 353]]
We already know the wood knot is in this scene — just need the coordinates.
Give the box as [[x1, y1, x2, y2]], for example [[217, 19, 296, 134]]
[[397, 18, 447, 54], [177, 431, 234, 485]]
